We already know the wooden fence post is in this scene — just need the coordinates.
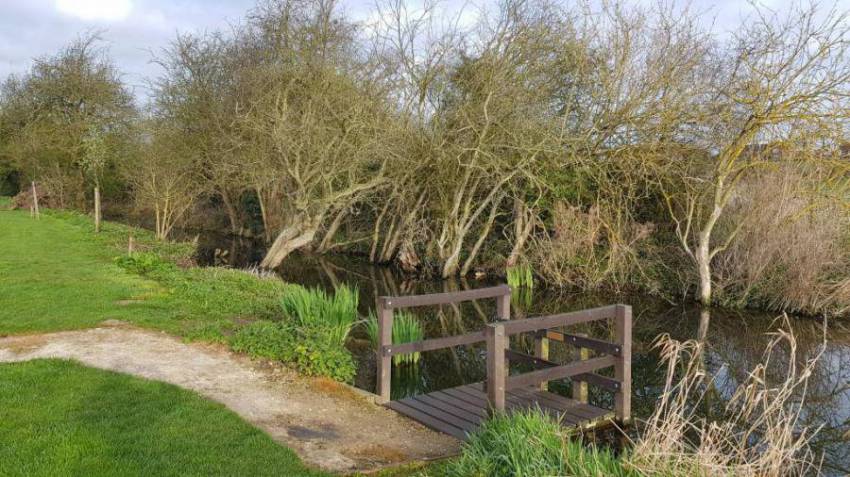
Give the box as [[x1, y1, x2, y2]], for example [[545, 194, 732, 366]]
[[376, 298, 394, 403], [31, 181, 39, 219], [486, 322, 507, 413], [94, 185, 101, 233], [572, 333, 589, 402], [614, 305, 632, 423], [534, 331, 549, 391]]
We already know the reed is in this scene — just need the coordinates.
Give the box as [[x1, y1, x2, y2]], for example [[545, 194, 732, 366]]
[[365, 311, 424, 365], [281, 283, 359, 347], [627, 315, 824, 476]]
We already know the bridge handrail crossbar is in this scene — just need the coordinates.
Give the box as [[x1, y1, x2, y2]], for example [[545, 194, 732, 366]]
[[375, 285, 512, 403]]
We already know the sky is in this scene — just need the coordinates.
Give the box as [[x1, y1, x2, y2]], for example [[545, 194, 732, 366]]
[[0, 0, 797, 104]]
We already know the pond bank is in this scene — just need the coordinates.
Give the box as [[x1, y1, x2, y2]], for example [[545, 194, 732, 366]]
[[0, 321, 459, 473]]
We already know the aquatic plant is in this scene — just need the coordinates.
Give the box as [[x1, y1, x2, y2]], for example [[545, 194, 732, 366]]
[[281, 283, 359, 347], [506, 263, 534, 289], [365, 311, 424, 366], [628, 316, 823, 476]]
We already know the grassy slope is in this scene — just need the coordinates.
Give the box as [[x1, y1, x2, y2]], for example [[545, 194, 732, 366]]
[[0, 210, 172, 334], [0, 359, 326, 477], [0, 208, 288, 336]]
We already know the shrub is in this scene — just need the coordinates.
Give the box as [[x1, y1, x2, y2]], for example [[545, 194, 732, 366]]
[[444, 409, 634, 477], [114, 252, 177, 275], [364, 311, 424, 365], [230, 321, 356, 383]]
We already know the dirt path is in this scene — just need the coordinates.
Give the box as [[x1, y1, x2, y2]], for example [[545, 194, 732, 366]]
[[0, 321, 459, 473]]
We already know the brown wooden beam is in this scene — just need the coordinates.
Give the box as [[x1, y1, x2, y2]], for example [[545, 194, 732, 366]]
[[378, 285, 511, 309], [500, 305, 619, 335], [382, 330, 486, 357], [545, 331, 622, 356], [504, 349, 557, 369], [505, 355, 617, 390], [573, 373, 622, 392]]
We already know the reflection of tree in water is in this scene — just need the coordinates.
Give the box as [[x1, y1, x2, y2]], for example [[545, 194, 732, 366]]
[[207, 249, 850, 473]]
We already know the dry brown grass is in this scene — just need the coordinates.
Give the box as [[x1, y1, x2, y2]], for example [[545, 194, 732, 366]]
[[715, 166, 850, 315], [628, 316, 824, 476]]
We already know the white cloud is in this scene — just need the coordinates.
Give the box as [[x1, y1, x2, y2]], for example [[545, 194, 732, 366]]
[[55, 0, 133, 22]]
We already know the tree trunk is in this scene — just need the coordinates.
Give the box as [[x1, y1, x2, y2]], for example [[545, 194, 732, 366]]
[[94, 185, 101, 233], [220, 189, 240, 235], [696, 238, 712, 306], [260, 223, 318, 269]]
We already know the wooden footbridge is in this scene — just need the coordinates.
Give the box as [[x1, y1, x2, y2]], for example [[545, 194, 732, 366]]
[[374, 285, 631, 441]]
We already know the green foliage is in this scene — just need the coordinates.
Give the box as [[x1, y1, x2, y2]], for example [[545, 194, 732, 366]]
[[230, 321, 356, 383], [0, 359, 328, 477], [506, 264, 534, 290], [365, 312, 424, 365], [444, 409, 635, 477], [281, 284, 359, 347], [115, 252, 177, 275], [0, 196, 10, 208]]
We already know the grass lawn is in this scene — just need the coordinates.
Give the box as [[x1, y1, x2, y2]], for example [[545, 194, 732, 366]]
[[0, 208, 288, 336], [0, 359, 327, 477]]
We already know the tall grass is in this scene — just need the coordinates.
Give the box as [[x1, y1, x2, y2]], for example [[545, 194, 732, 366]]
[[506, 263, 534, 289], [443, 409, 635, 477], [365, 311, 424, 365], [281, 283, 358, 347], [628, 315, 824, 476]]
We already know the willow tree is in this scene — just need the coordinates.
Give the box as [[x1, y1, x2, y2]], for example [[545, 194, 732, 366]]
[[662, 3, 850, 306], [230, 0, 391, 269]]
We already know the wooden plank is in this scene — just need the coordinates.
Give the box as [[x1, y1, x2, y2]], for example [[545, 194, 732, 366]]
[[426, 390, 489, 418], [501, 305, 618, 336], [378, 285, 511, 309], [486, 323, 507, 412], [411, 394, 484, 426], [507, 388, 588, 423], [505, 355, 617, 390], [383, 330, 485, 357], [386, 401, 468, 440], [573, 373, 622, 392], [504, 349, 557, 369], [546, 331, 622, 356], [397, 397, 479, 434]]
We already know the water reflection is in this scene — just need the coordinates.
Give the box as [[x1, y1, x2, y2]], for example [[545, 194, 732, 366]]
[[194, 242, 850, 474]]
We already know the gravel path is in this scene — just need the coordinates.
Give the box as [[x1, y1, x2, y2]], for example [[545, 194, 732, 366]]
[[0, 321, 459, 473]]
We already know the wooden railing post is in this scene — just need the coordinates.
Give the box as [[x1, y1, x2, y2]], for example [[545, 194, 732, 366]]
[[614, 305, 632, 423], [376, 298, 394, 403], [533, 331, 549, 391], [496, 287, 511, 369], [486, 322, 507, 413], [572, 333, 589, 402]]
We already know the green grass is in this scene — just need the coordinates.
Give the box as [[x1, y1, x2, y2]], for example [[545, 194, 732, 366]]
[[0, 359, 327, 477], [0, 208, 290, 336], [443, 409, 637, 477]]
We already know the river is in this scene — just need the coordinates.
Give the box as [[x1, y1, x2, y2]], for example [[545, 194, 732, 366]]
[[193, 231, 850, 475]]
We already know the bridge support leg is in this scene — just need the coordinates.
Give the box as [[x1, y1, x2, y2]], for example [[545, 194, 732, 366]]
[[534, 331, 549, 391], [572, 335, 588, 403], [376, 301, 393, 403], [614, 305, 632, 424], [486, 323, 507, 413]]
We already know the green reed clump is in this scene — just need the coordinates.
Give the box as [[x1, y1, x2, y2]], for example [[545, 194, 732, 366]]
[[444, 409, 635, 477], [506, 263, 534, 289], [365, 311, 424, 365], [281, 283, 359, 347]]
